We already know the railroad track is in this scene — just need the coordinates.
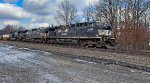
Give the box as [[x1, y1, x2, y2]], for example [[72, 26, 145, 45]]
[[7, 40, 150, 57], [35, 42, 150, 57]]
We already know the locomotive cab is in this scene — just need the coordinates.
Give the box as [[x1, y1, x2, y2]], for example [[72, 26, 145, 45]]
[[97, 25, 116, 46]]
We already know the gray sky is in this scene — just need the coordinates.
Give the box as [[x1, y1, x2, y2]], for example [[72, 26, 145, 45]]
[[0, 0, 96, 29]]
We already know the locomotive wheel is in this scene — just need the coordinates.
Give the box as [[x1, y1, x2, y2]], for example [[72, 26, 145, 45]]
[[80, 43, 86, 47], [79, 41, 86, 47], [46, 40, 50, 44], [93, 44, 97, 48], [101, 46, 108, 49], [110, 39, 117, 46]]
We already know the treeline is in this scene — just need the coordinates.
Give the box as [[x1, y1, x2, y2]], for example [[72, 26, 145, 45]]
[[0, 25, 25, 35], [96, 0, 150, 51]]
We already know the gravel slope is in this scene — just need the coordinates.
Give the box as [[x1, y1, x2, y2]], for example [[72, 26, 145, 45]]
[[0, 40, 150, 67]]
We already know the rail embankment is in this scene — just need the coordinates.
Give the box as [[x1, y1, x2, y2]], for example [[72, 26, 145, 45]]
[[0, 40, 150, 71]]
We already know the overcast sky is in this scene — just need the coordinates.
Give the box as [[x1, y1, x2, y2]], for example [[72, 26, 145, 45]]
[[0, 0, 94, 29]]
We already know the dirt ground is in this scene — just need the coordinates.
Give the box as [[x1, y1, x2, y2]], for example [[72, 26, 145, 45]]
[[0, 40, 150, 67], [0, 43, 150, 83]]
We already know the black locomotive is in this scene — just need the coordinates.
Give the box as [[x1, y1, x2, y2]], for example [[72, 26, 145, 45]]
[[9, 21, 117, 47]]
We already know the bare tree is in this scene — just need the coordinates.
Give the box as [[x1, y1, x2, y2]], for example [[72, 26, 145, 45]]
[[0, 25, 26, 35], [83, 7, 91, 22], [95, 0, 121, 27], [83, 0, 150, 51], [115, 0, 150, 51], [55, 0, 78, 25], [82, 1, 96, 22], [16, 26, 25, 31], [0, 25, 16, 35]]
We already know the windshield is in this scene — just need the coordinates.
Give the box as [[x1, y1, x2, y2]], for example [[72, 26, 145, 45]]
[[101, 26, 112, 30]]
